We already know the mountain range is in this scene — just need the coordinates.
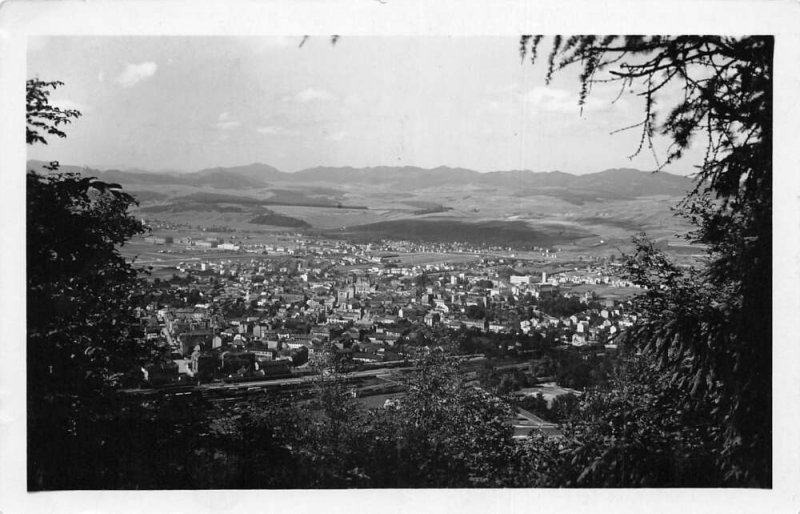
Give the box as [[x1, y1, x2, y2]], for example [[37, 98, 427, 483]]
[[26, 160, 698, 249], [26, 161, 693, 199]]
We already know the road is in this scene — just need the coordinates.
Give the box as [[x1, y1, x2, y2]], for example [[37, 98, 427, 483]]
[[512, 407, 563, 438], [121, 366, 400, 397]]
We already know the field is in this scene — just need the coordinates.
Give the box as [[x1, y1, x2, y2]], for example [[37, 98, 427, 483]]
[[565, 283, 645, 300], [121, 241, 250, 268], [389, 252, 483, 266], [337, 218, 594, 249], [120, 171, 693, 256], [268, 205, 395, 230], [120, 227, 311, 270]]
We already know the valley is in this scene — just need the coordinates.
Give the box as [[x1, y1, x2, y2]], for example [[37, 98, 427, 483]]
[[28, 160, 698, 259]]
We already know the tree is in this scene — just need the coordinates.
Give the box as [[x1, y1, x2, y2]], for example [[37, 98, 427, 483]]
[[465, 303, 486, 320], [516, 392, 550, 421], [26, 79, 82, 145], [291, 346, 309, 366], [543, 355, 721, 487], [26, 79, 153, 489], [549, 392, 579, 422], [520, 36, 772, 485], [186, 288, 203, 305], [289, 348, 546, 487], [414, 271, 431, 293], [388, 353, 510, 485]]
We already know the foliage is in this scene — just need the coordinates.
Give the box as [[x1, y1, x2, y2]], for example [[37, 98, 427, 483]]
[[495, 266, 515, 280], [554, 349, 613, 390], [291, 346, 309, 366], [516, 393, 551, 421], [474, 279, 494, 289], [315, 351, 545, 487], [218, 297, 248, 318], [464, 303, 486, 319], [26, 79, 82, 145], [618, 235, 768, 484], [535, 291, 590, 317], [520, 36, 771, 187], [516, 392, 579, 424], [230, 351, 545, 488], [373, 351, 523, 486], [539, 356, 721, 487], [495, 369, 531, 395], [310, 342, 354, 375], [521, 35, 772, 486], [249, 212, 311, 228], [26, 79, 153, 490], [28, 169, 151, 391], [549, 392, 580, 422]]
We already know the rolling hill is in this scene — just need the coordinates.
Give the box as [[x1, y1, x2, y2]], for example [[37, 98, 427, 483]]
[[26, 160, 693, 198], [26, 159, 695, 246]]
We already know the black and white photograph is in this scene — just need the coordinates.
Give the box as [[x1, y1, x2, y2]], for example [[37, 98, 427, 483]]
[[1, 1, 799, 513]]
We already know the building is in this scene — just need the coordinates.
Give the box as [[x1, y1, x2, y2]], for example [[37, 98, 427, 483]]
[[510, 275, 534, 286]]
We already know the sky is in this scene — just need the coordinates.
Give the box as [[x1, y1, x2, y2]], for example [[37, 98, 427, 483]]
[[27, 36, 705, 175]]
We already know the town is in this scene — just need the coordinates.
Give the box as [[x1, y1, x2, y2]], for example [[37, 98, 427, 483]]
[[126, 218, 648, 434]]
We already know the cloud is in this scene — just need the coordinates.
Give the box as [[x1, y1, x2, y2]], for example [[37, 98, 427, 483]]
[[214, 112, 241, 130], [288, 87, 335, 103], [525, 86, 627, 115], [116, 61, 157, 88], [97, 71, 105, 82], [526, 87, 582, 114], [325, 130, 347, 142], [256, 125, 296, 136], [216, 121, 241, 130]]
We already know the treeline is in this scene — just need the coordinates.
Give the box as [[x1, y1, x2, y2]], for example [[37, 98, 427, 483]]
[[535, 292, 603, 318], [28, 350, 725, 489], [30, 355, 548, 489], [249, 212, 311, 228]]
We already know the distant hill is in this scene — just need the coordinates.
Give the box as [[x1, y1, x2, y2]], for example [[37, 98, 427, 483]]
[[26, 160, 692, 199], [483, 169, 576, 189], [26, 160, 277, 189], [27, 160, 99, 176], [292, 165, 484, 189], [577, 168, 691, 197], [193, 163, 284, 189], [26, 159, 694, 247]]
